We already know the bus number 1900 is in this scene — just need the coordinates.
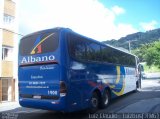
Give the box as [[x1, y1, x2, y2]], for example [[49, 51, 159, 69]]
[[48, 90, 57, 95]]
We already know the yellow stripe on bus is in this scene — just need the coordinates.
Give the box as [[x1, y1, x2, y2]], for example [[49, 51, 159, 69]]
[[115, 66, 120, 84]]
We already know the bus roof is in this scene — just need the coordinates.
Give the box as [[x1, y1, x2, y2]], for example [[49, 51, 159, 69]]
[[21, 27, 136, 58]]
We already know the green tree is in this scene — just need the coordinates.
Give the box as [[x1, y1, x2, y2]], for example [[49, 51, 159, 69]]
[[132, 41, 160, 68], [144, 41, 160, 68], [132, 43, 153, 62]]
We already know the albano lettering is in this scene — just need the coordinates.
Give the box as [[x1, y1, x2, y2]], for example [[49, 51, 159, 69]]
[[21, 55, 55, 64]]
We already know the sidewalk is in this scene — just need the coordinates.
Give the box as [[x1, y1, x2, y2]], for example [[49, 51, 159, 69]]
[[143, 72, 160, 79], [0, 101, 20, 112]]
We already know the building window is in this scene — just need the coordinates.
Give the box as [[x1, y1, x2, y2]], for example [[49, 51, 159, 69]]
[[2, 46, 13, 61], [3, 14, 14, 24]]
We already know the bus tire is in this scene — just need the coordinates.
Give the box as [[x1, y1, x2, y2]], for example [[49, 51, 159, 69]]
[[90, 92, 99, 113], [136, 81, 139, 89], [135, 81, 139, 91], [100, 89, 110, 108], [133, 81, 138, 93]]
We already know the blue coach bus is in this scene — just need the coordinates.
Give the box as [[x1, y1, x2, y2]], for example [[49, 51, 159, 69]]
[[18, 27, 139, 112]]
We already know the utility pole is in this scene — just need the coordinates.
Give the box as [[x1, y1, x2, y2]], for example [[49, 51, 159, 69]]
[[127, 40, 137, 53], [128, 40, 131, 52]]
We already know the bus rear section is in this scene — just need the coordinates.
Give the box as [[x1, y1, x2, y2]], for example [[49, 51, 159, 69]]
[[18, 29, 67, 111]]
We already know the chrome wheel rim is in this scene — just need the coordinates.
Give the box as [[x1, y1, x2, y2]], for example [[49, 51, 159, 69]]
[[104, 95, 109, 105]]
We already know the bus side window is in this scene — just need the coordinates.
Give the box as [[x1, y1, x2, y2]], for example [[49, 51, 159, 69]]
[[68, 34, 87, 60], [101, 46, 113, 63], [86, 42, 101, 61], [74, 39, 86, 60]]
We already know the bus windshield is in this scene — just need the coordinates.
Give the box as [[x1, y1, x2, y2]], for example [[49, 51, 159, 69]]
[[19, 31, 59, 56]]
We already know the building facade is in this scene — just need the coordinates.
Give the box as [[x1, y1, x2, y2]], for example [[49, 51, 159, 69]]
[[0, 0, 18, 102]]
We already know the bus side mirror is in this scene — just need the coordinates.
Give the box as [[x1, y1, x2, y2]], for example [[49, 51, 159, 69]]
[[138, 64, 144, 72]]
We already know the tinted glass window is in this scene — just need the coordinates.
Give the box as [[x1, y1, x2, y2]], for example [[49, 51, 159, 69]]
[[101, 46, 114, 63], [19, 31, 59, 56], [68, 34, 86, 60], [68, 33, 101, 62], [86, 42, 101, 61], [101, 46, 135, 67], [128, 55, 136, 66], [68, 33, 136, 66]]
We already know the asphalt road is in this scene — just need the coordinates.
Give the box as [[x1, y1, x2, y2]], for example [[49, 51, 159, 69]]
[[1, 79, 160, 119]]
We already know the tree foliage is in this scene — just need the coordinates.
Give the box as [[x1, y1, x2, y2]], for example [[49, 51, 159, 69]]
[[133, 41, 160, 68], [145, 41, 160, 68]]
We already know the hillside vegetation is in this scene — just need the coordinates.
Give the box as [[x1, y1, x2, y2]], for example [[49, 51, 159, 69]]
[[103, 28, 160, 50], [103, 28, 160, 72]]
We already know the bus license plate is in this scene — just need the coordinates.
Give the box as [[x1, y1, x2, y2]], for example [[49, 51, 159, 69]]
[[33, 95, 41, 99]]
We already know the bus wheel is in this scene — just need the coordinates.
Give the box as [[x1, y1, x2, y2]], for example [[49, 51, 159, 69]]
[[100, 89, 110, 108], [90, 92, 99, 113]]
